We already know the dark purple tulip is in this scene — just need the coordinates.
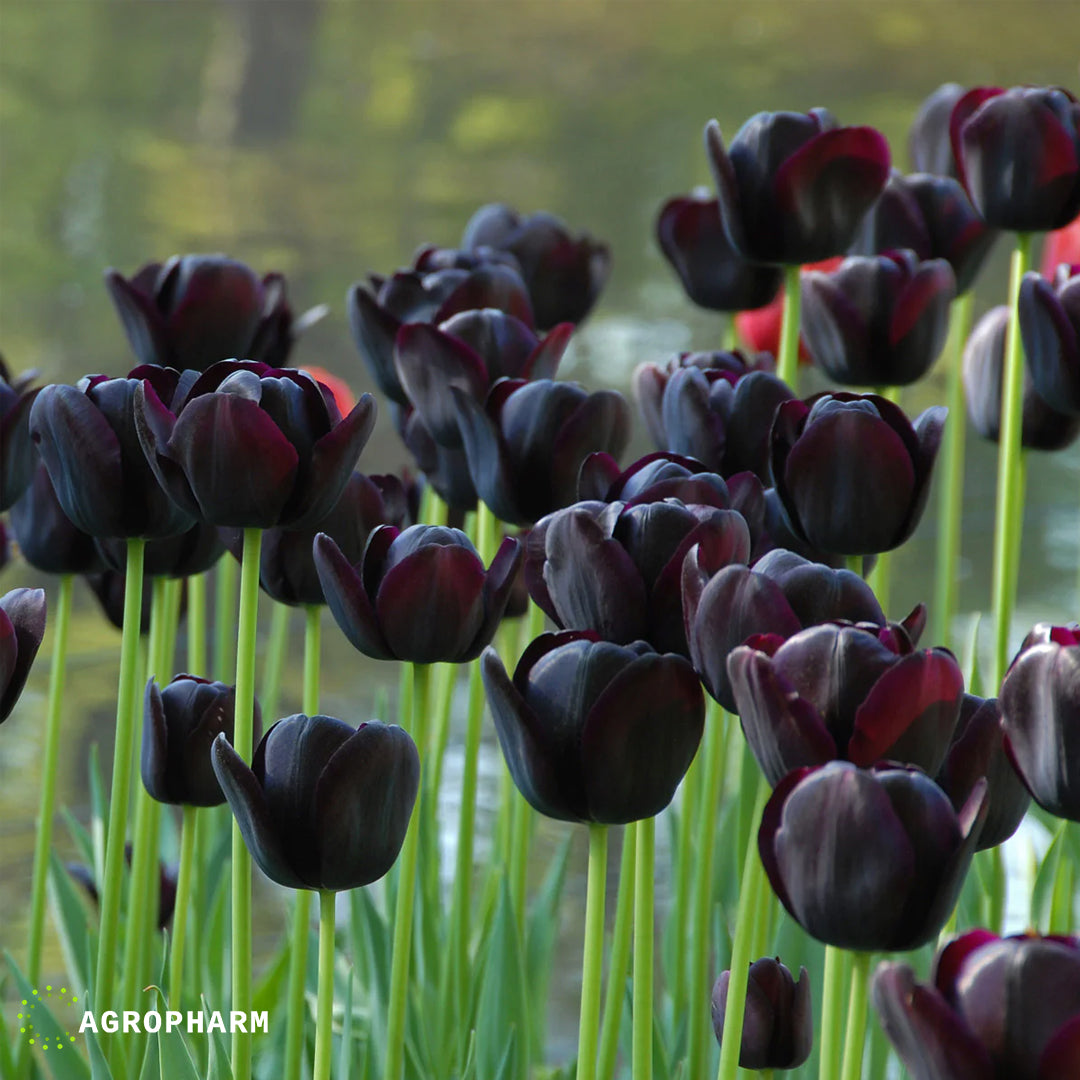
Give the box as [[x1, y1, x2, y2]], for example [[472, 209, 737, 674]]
[[801, 250, 956, 386], [727, 620, 961, 784], [0, 357, 40, 511], [142, 675, 255, 807], [1, 587, 47, 723], [211, 715, 419, 891], [96, 521, 224, 579], [711, 958, 812, 1070], [656, 191, 783, 311], [68, 846, 177, 932], [391, 401, 478, 512], [481, 630, 705, 824], [770, 392, 946, 555], [348, 249, 534, 405], [964, 306, 1080, 451], [313, 524, 521, 663], [951, 85, 1080, 232], [705, 109, 891, 265], [1020, 265, 1080, 415], [394, 310, 573, 447], [452, 378, 631, 527], [935, 694, 1030, 850], [462, 204, 611, 330], [759, 761, 986, 951], [874, 932, 1080, 1080], [760, 487, 872, 572], [1000, 624, 1080, 821], [105, 255, 323, 373], [850, 171, 998, 294], [134, 360, 376, 529], [909, 83, 966, 178], [29, 374, 197, 539]]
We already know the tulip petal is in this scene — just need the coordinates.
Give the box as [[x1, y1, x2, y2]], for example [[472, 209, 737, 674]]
[[347, 284, 408, 404], [1021, 271, 1080, 414], [1040, 1015, 1080, 1080], [0, 588, 46, 722], [132, 380, 204, 520], [141, 680, 171, 802], [313, 533, 393, 660], [550, 390, 631, 512], [105, 268, 172, 367], [434, 264, 536, 327], [452, 385, 523, 524], [523, 323, 574, 382], [467, 535, 524, 660], [704, 120, 748, 256]]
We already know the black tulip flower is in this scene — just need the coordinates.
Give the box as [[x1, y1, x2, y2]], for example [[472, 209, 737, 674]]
[[29, 372, 197, 540], [801, 249, 955, 387], [314, 524, 521, 663], [462, 204, 611, 330], [1, 587, 47, 723], [951, 85, 1080, 232], [68, 847, 177, 931], [348, 248, 533, 405], [705, 109, 891, 265], [909, 83, 966, 178], [105, 255, 323, 373], [964, 306, 1080, 451], [96, 521, 224, 579], [142, 675, 255, 807], [711, 957, 812, 1070], [759, 761, 987, 951], [770, 392, 946, 555], [1020, 264, 1080, 415], [577, 450, 743, 507], [481, 630, 705, 824], [452, 378, 631, 527], [211, 715, 419, 891], [656, 191, 783, 312], [850, 171, 998, 294], [134, 360, 376, 529], [394, 309, 573, 448], [0, 356, 40, 511], [727, 619, 961, 783], [935, 694, 1030, 850], [391, 401, 478, 512], [874, 932, 1080, 1080]]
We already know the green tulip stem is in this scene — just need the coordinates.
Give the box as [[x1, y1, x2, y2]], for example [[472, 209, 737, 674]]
[[934, 292, 976, 648], [839, 951, 873, 1080], [187, 570, 208, 677], [991, 232, 1034, 686], [577, 823, 609, 1080], [231, 527, 263, 1080], [260, 601, 292, 722], [26, 573, 74, 985], [597, 823, 637, 1080], [687, 705, 728, 1080], [386, 662, 431, 1080], [845, 554, 862, 577], [633, 815, 656, 1080], [312, 889, 337, 1080], [715, 773, 770, 1080], [94, 536, 146, 1017], [214, 553, 239, 681], [168, 804, 198, 1006], [776, 263, 802, 389], [819, 945, 850, 1080]]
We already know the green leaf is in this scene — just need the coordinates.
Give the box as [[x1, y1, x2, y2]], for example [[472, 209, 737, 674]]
[[138, 1025, 160, 1080], [146, 988, 200, 1080], [349, 888, 390, 1075], [337, 968, 355, 1080], [525, 835, 570, 1060], [88, 744, 107, 885], [62, 807, 96, 867], [252, 938, 291, 1017], [203, 996, 233, 1080], [962, 614, 982, 698], [48, 853, 95, 998], [1031, 820, 1066, 932], [85, 1018, 114, 1080]]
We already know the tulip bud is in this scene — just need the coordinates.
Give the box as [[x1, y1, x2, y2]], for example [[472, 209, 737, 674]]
[[1019, 265, 1080, 415], [1, 588, 47, 723], [0, 356, 39, 512]]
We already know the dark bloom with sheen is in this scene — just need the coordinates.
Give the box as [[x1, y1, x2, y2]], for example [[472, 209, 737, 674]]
[[481, 630, 705, 824], [452, 378, 631, 527], [391, 402, 478, 511], [314, 524, 521, 663], [68, 847, 177, 932], [211, 715, 419, 891], [462, 203, 611, 330], [874, 932, 1080, 1080], [705, 109, 891, 265], [656, 191, 782, 312], [1020, 265, 1080, 415], [1, 588, 47, 723], [964, 306, 1080, 451], [135, 360, 376, 529], [801, 250, 956, 386], [760, 761, 986, 951], [105, 255, 323, 372], [770, 392, 946, 555], [142, 675, 254, 807], [951, 85, 1080, 232], [0, 357, 40, 511], [909, 83, 966, 178], [711, 957, 812, 1070]]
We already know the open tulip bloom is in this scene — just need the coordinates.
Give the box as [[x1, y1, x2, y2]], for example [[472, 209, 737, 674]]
[[0, 356, 40, 511], [1020, 263, 1080, 414], [0, 587, 47, 724]]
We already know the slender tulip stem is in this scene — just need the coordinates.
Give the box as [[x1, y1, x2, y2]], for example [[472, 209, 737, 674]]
[[312, 890, 337, 1080], [839, 951, 872, 1080], [776, 263, 802, 389], [168, 804, 198, 1006], [633, 816, 655, 1080], [577, 824, 609, 1080], [991, 232, 1033, 686], [94, 537, 146, 1017], [597, 824, 636, 1080], [385, 663, 431, 1080], [231, 527, 262, 1080], [715, 773, 770, 1080], [214, 553, 239, 681], [187, 570, 208, 677], [26, 573, 74, 985], [260, 601, 292, 722], [820, 945, 851, 1080], [934, 292, 976, 648]]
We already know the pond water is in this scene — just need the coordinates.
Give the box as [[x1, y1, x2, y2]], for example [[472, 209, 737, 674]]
[[2, 0, 1079, 1060]]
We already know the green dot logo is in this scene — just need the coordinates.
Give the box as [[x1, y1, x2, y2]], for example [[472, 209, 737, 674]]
[[19, 986, 81, 1053]]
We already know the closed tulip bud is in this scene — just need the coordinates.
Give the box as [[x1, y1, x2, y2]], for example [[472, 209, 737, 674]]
[[0, 357, 40, 511], [1019, 265, 1080, 415], [1, 588, 47, 723], [908, 83, 966, 178]]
